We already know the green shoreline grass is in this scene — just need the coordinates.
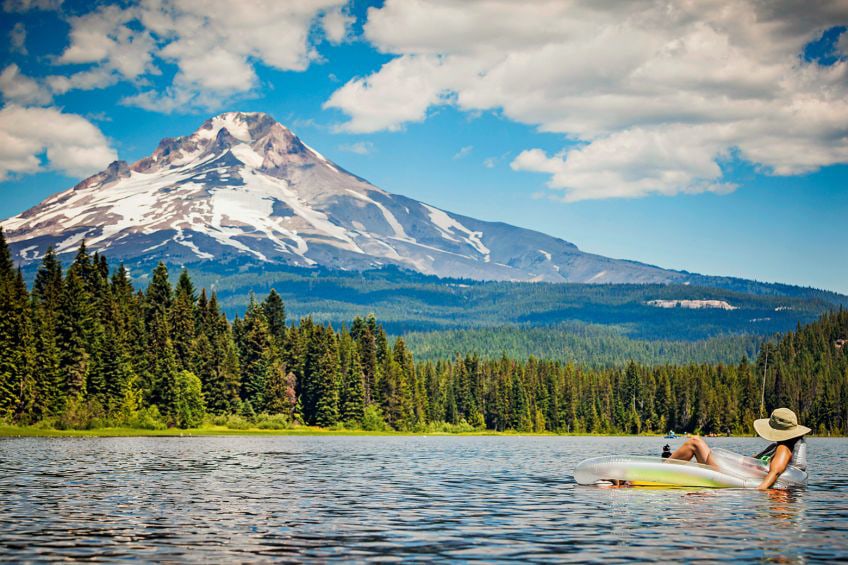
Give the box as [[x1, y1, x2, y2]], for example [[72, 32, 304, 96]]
[[6, 425, 825, 438], [0, 425, 590, 437]]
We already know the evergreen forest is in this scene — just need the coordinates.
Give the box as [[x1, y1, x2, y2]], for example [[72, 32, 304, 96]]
[[1, 230, 846, 435]]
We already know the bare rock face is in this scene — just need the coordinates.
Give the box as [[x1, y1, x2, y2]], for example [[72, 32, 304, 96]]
[[2, 111, 683, 284]]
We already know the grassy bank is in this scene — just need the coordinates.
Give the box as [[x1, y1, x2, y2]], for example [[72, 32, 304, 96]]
[[3, 424, 806, 438], [0, 424, 572, 437]]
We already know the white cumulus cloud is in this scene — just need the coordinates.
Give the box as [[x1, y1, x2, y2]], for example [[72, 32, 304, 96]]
[[123, 0, 347, 111], [0, 105, 116, 180], [0, 63, 120, 106], [325, 54, 459, 132], [21, 0, 348, 112], [58, 4, 155, 80], [0, 64, 52, 105], [511, 127, 738, 201], [327, 0, 848, 201], [321, 5, 354, 44], [46, 66, 118, 95]]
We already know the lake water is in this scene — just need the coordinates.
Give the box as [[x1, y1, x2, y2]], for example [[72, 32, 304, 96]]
[[1, 436, 846, 562]]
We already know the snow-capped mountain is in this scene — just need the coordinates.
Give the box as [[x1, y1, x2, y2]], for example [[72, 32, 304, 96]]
[[3, 112, 684, 284]]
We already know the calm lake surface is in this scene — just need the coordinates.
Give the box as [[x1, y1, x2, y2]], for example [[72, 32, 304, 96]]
[[1, 436, 846, 562]]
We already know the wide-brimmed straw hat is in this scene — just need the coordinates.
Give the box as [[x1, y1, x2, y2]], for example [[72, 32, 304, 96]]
[[754, 408, 810, 442]]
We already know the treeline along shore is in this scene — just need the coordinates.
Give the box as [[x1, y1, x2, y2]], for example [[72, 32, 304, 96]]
[[1, 229, 846, 435]]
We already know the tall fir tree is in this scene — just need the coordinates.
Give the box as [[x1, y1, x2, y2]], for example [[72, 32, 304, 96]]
[[196, 292, 241, 414], [389, 338, 415, 430], [338, 327, 365, 424], [262, 289, 286, 351], [69, 243, 108, 408], [314, 328, 340, 427], [57, 266, 94, 402], [171, 270, 197, 372], [352, 317, 379, 405], [144, 262, 178, 414], [237, 295, 273, 412], [0, 244, 36, 422], [297, 319, 320, 422], [30, 247, 64, 417]]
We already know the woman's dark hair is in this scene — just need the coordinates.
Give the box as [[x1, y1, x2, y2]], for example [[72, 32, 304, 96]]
[[777, 436, 801, 448], [754, 436, 801, 459]]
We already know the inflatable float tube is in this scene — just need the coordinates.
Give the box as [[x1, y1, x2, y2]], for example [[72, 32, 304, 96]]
[[574, 448, 808, 488]]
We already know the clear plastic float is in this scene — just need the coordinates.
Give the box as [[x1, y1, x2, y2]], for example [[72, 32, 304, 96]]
[[574, 447, 808, 489]]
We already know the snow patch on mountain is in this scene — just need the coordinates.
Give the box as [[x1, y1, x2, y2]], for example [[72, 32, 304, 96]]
[[230, 144, 265, 168], [346, 189, 407, 240], [647, 299, 737, 310], [423, 203, 490, 261]]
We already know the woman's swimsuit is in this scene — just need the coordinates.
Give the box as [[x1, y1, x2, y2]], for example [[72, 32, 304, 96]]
[[753, 438, 807, 469]]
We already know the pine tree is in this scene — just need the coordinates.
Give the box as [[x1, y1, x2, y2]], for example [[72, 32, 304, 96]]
[[0, 227, 12, 275], [171, 270, 197, 372], [99, 321, 133, 412], [300, 321, 322, 423], [213, 300, 242, 412], [69, 244, 108, 409], [510, 370, 531, 431], [338, 328, 365, 425], [195, 293, 241, 414], [110, 266, 139, 366], [57, 267, 93, 402], [146, 262, 173, 321], [285, 316, 311, 388], [314, 329, 340, 427], [144, 262, 178, 415], [0, 253, 36, 422], [391, 338, 415, 430], [30, 247, 63, 417], [353, 317, 379, 405], [238, 295, 272, 411], [262, 289, 286, 350], [126, 289, 149, 408]]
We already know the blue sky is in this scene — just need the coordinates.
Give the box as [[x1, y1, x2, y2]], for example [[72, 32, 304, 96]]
[[0, 0, 846, 293]]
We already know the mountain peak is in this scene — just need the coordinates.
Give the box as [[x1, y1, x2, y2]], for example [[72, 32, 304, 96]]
[[196, 111, 282, 143], [126, 111, 313, 175]]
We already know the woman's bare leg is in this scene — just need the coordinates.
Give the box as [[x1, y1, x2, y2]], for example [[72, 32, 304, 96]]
[[668, 436, 714, 466]]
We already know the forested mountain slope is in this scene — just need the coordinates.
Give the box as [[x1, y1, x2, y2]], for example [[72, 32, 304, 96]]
[[178, 263, 843, 340]]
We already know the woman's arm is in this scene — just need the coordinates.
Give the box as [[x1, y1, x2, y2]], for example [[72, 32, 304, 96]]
[[757, 444, 792, 490]]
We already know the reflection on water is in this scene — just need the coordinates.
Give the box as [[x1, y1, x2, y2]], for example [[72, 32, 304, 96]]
[[0, 436, 846, 561]]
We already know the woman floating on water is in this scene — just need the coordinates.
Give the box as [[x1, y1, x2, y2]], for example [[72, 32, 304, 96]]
[[669, 407, 809, 490], [575, 407, 810, 488]]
